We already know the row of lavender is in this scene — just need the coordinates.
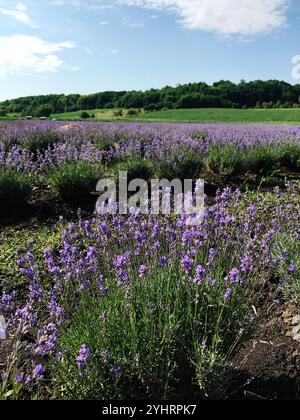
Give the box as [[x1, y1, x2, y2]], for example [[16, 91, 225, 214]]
[[0, 186, 299, 399], [0, 121, 300, 174], [0, 121, 300, 399]]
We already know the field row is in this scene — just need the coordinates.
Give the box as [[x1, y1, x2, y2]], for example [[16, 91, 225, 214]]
[[2, 108, 300, 125], [0, 121, 300, 217], [0, 121, 300, 400]]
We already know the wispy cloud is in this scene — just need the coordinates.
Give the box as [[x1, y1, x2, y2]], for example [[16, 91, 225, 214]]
[[0, 2, 38, 28], [0, 35, 75, 77], [119, 0, 291, 36], [123, 16, 144, 28], [128, 22, 144, 27], [107, 48, 120, 54]]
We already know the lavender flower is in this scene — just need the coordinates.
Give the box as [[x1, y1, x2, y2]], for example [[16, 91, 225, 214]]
[[181, 255, 194, 274], [76, 345, 90, 370], [32, 364, 45, 381], [224, 288, 233, 301]]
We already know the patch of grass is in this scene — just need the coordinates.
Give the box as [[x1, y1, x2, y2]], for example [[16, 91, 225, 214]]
[[52, 109, 127, 121], [0, 223, 61, 292], [137, 108, 300, 124], [3, 108, 300, 124]]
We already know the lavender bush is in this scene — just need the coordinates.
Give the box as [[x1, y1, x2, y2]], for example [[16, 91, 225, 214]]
[[0, 185, 299, 400]]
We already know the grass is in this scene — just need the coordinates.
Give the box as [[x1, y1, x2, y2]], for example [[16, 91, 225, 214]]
[[0, 222, 61, 291], [137, 108, 300, 124], [51, 109, 123, 121], [2, 108, 300, 124], [50, 108, 300, 124]]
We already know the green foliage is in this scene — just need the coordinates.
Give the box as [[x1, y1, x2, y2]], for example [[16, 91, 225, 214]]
[[143, 103, 161, 112], [193, 345, 230, 400], [52, 256, 249, 400], [155, 150, 204, 180], [127, 109, 139, 116], [111, 159, 154, 182], [244, 146, 281, 176], [204, 145, 245, 177], [34, 105, 53, 118], [0, 223, 61, 291], [94, 137, 115, 153], [24, 131, 60, 155], [0, 108, 7, 117], [272, 233, 300, 304], [50, 162, 101, 206], [80, 111, 92, 119], [3, 80, 300, 116], [0, 168, 33, 216], [136, 108, 300, 124], [112, 109, 124, 117], [279, 142, 300, 170]]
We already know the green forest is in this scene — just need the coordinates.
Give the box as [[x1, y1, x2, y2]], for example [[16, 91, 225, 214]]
[[1, 79, 300, 117]]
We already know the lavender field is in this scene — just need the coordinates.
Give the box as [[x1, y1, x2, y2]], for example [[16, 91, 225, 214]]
[[0, 121, 300, 400]]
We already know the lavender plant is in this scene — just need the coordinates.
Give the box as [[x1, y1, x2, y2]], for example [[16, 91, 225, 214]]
[[1, 186, 299, 400]]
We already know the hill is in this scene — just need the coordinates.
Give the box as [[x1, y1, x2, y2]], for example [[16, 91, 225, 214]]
[[1, 80, 300, 118]]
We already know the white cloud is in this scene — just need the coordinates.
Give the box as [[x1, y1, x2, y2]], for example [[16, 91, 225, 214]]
[[123, 16, 144, 27], [0, 2, 38, 28], [107, 48, 120, 54], [127, 21, 144, 27], [119, 0, 291, 35], [291, 55, 300, 80], [0, 35, 75, 77]]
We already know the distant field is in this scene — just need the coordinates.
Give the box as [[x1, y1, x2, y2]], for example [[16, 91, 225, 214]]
[[51, 107, 300, 124], [136, 108, 300, 124], [51, 108, 117, 121]]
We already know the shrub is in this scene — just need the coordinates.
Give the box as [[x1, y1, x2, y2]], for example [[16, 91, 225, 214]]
[[111, 159, 154, 183], [0, 168, 33, 216], [50, 162, 101, 207], [113, 109, 124, 117], [191, 131, 207, 141], [127, 109, 138, 116], [244, 146, 281, 176], [52, 252, 250, 400], [156, 150, 204, 180], [279, 142, 300, 170], [34, 105, 53, 118], [143, 104, 160, 112], [193, 345, 230, 400], [24, 131, 60, 155], [204, 145, 245, 177], [94, 137, 115, 153], [80, 112, 91, 119]]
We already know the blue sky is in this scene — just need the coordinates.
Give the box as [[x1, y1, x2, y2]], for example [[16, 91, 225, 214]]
[[0, 0, 300, 100]]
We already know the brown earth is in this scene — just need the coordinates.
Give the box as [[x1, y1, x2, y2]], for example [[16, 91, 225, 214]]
[[230, 284, 300, 400]]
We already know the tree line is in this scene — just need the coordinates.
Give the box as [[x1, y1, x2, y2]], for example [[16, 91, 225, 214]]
[[1, 80, 300, 117]]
